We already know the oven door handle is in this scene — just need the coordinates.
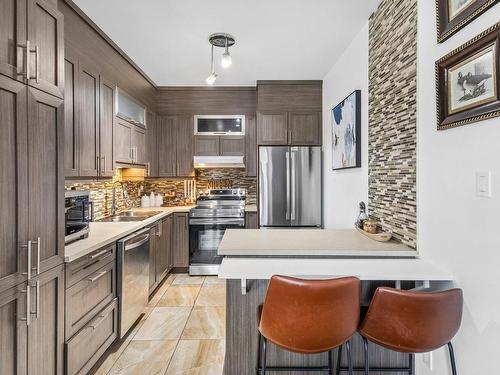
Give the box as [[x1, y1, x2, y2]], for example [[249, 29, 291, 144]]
[[189, 218, 245, 226]]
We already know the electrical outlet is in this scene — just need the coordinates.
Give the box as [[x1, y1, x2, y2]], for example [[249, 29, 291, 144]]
[[423, 352, 433, 370]]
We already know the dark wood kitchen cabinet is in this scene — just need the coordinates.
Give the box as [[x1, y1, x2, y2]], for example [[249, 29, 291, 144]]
[[64, 52, 78, 176], [0, 76, 28, 293], [133, 125, 147, 164], [99, 77, 115, 177], [149, 217, 173, 294], [173, 213, 189, 268], [194, 135, 245, 157], [245, 114, 257, 177], [146, 110, 158, 177], [245, 212, 258, 229], [0, 0, 64, 98], [77, 63, 100, 177], [194, 135, 219, 156], [158, 116, 194, 177], [115, 117, 133, 164], [257, 111, 288, 145]]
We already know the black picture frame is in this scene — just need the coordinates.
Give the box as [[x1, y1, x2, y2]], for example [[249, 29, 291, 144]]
[[436, 22, 500, 130], [436, 0, 500, 43], [331, 90, 361, 170]]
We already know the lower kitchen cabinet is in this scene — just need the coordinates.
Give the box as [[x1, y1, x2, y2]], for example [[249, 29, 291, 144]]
[[245, 212, 259, 229], [150, 216, 174, 294], [0, 262, 65, 375], [173, 213, 190, 268], [66, 299, 118, 375]]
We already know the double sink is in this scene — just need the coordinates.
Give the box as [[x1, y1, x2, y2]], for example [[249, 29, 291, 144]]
[[98, 210, 162, 222]]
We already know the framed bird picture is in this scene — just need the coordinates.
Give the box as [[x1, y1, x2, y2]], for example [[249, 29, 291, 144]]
[[436, 22, 500, 130], [436, 0, 500, 43], [331, 90, 361, 170]]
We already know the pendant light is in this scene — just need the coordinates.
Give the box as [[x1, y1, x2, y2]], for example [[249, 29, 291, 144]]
[[206, 33, 235, 85], [206, 44, 217, 85]]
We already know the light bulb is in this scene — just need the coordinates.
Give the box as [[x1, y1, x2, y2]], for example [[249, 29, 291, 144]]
[[206, 72, 217, 85], [221, 52, 232, 68]]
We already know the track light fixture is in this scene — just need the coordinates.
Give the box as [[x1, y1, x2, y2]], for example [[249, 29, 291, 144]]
[[206, 33, 235, 85]]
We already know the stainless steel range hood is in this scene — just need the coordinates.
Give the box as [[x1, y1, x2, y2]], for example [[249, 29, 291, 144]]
[[193, 156, 245, 169]]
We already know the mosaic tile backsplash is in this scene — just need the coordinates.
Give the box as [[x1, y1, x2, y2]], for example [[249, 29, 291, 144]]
[[65, 169, 257, 220], [368, 0, 417, 248]]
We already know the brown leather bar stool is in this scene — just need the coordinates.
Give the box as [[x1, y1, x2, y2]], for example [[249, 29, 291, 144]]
[[358, 287, 463, 375], [256, 275, 361, 374]]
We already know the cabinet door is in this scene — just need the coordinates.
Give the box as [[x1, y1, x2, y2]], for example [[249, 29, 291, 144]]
[[220, 136, 245, 156], [77, 64, 99, 177], [175, 116, 194, 177], [27, 87, 64, 276], [245, 114, 257, 177], [156, 217, 172, 283], [63, 52, 78, 177], [0, 282, 28, 375], [0, 0, 26, 81], [26, 0, 64, 98], [158, 116, 176, 177], [245, 212, 258, 229], [115, 118, 133, 164], [0, 77, 28, 293], [132, 125, 146, 164], [27, 264, 65, 375], [148, 226, 157, 293], [99, 77, 115, 177], [257, 111, 288, 145], [288, 111, 321, 145], [173, 213, 189, 268], [146, 110, 158, 177], [194, 135, 219, 156]]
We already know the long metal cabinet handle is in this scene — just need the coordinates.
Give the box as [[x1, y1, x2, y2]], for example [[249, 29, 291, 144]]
[[32, 280, 40, 319], [291, 151, 296, 221], [34, 45, 39, 83], [96, 156, 100, 172], [102, 156, 106, 173], [285, 151, 290, 220], [157, 222, 162, 237], [21, 285, 31, 326], [17, 41, 29, 79], [26, 240, 32, 279], [35, 237, 40, 275], [89, 248, 110, 260], [88, 270, 107, 283]]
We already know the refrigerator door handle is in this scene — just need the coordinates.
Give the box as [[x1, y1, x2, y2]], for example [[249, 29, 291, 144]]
[[285, 151, 290, 220], [291, 150, 296, 222]]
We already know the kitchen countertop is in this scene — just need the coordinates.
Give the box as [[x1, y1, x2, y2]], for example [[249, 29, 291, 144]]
[[64, 205, 194, 263], [218, 228, 417, 257]]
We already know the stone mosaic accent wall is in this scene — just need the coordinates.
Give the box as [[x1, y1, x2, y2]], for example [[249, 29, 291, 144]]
[[65, 169, 256, 219], [368, 0, 417, 248]]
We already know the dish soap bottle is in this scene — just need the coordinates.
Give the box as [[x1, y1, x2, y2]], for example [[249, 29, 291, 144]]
[[356, 201, 368, 229]]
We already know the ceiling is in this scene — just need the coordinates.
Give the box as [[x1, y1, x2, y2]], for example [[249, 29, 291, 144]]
[[73, 0, 381, 86]]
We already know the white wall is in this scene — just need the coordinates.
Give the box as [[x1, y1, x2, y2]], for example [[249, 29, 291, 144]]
[[416, 1, 500, 374], [322, 23, 369, 228]]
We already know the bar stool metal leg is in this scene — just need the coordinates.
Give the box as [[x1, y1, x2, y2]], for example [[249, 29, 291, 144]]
[[346, 340, 353, 375], [336, 344, 343, 375], [448, 342, 458, 375], [328, 349, 334, 375], [256, 332, 262, 375], [262, 337, 268, 375], [409, 353, 415, 375], [362, 336, 369, 375]]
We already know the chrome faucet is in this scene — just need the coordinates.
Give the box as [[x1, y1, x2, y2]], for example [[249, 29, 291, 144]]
[[111, 181, 128, 216]]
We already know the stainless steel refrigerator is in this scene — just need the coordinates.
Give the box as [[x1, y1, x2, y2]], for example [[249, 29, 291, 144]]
[[259, 146, 322, 227]]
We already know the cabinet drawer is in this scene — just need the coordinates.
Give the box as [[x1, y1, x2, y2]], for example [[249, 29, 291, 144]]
[[66, 244, 116, 288], [66, 299, 118, 375], [66, 260, 116, 339]]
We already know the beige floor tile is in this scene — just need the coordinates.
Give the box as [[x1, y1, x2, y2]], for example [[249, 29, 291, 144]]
[[203, 276, 226, 286], [195, 286, 226, 307], [125, 307, 154, 338], [181, 306, 225, 339], [90, 339, 132, 375], [134, 307, 192, 340], [158, 285, 201, 307], [165, 340, 224, 375], [148, 274, 176, 307], [108, 340, 177, 375], [173, 274, 205, 286]]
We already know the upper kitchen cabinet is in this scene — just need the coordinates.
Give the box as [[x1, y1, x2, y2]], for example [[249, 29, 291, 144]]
[[77, 63, 99, 177], [257, 81, 322, 146], [114, 117, 147, 166], [146, 110, 158, 177], [27, 87, 65, 275], [157, 115, 194, 177], [99, 77, 116, 177], [0, 0, 64, 97], [64, 51, 78, 176], [194, 135, 245, 157], [176, 115, 195, 177], [132, 125, 146, 165], [245, 114, 257, 177], [158, 116, 176, 177], [0, 76, 28, 293]]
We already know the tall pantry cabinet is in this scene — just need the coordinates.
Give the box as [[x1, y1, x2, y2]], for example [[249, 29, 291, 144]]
[[0, 0, 65, 373]]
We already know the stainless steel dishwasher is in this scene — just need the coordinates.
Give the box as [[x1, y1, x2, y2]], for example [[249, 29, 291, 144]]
[[117, 226, 151, 338]]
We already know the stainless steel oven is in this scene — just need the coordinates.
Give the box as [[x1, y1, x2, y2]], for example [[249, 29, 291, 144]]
[[189, 189, 246, 275], [65, 190, 92, 244]]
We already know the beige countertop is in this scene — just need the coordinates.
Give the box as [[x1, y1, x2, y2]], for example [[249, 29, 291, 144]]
[[218, 229, 417, 257], [64, 205, 194, 263]]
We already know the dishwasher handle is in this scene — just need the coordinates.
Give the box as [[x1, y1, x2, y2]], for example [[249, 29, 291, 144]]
[[124, 233, 150, 251]]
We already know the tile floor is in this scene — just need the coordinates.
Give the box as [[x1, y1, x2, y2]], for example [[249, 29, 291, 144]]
[[91, 273, 226, 375]]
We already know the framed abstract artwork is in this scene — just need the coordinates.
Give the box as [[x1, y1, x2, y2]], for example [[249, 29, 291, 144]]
[[436, 22, 500, 130], [331, 90, 361, 170], [436, 0, 499, 43]]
